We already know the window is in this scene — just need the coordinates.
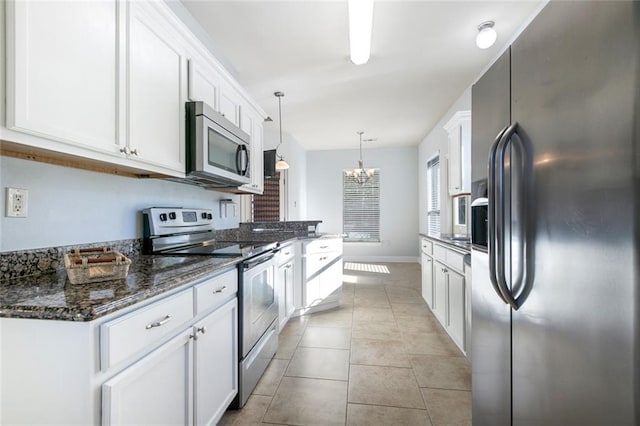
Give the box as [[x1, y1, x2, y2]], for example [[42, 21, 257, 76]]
[[343, 169, 380, 242], [252, 173, 281, 221], [427, 156, 440, 235]]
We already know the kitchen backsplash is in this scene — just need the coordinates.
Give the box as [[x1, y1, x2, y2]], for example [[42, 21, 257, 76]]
[[238, 221, 322, 241]]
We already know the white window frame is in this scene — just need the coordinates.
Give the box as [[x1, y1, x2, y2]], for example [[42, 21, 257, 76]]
[[343, 169, 380, 243]]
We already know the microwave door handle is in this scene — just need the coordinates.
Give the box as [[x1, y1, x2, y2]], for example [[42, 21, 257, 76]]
[[236, 145, 249, 176]]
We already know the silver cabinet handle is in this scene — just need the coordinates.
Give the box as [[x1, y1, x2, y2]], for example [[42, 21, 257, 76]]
[[119, 147, 130, 155], [130, 148, 139, 156], [145, 314, 172, 330], [442, 267, 448, 273], [320, 245, 329, 249], [197, 326, 207, 335], [320, 256, 328, 261], [213, 285, 227, 294], [284, 263, 292, 269]]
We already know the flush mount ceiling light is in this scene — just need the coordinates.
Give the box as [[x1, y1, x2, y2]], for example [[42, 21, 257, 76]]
[[345, 131, 375, 185], [476, 21, 497, 49], [348, 0, 374, 65], [274, 91, 289, 170]]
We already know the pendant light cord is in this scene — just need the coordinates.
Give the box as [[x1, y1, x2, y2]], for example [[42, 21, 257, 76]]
[[275, 91, 284, 157]]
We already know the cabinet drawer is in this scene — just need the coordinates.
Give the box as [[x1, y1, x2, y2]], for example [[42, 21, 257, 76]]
[[304, 238, 342, 255], [446, 251, 465, 273], [433, 244, 447, 263], [278, 242, 296, 265], [421, 238, 433, 255], [304, 252, 339, 279], [101, 288, 194, 371], [195, 269, 238, 314]]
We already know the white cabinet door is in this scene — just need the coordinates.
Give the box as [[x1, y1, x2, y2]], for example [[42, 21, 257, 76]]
[[277, 261, 295, 331], [285, 260, 296, 319], [187, 57, 221, 109], [421, 253, 434, 308], [127, 2, 186, 175], [433, 262, 448, 324], [219, 82, 242, 127], [6, 1, 120, 155], [102, 329, 193, 426], [320, 258, 343, 300], [444, 111, 471, 195], [194, 298, 238, 426], [239, 110, 265, 194], [447, 269, 466, 352], [448, 126, 463, 194]]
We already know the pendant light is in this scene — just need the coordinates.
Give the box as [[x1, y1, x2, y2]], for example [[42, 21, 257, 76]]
[[345, 131, 375, 185], [274, 91, 289, 170]]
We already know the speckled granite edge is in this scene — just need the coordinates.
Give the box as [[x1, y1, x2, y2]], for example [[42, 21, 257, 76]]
[[238, 221, 323, 241], [0, 256, 241, 321], [419, 233, 471, 253], [0, 239, 142, 282]]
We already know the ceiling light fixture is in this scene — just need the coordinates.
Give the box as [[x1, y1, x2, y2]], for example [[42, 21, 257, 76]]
[[476, 21, 497, 49], [274, 91, 289, 170], [345, 131, 375, 185], [348, 0, 374, 65]]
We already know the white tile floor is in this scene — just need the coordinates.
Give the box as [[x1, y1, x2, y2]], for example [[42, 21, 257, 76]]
[[220, 262, 471, 426]]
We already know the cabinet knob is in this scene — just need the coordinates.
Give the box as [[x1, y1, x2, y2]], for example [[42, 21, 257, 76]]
[[119, 147, 130, 155], [442, 268, 448, 273], [197, 326, 207, 335], [130, 148, 139, 156]]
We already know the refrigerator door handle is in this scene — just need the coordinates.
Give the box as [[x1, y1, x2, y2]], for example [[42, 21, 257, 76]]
[[496, 122, 520, 310], [488, 125, 510, 305]]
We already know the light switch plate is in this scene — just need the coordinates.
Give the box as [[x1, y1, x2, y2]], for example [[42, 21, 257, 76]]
[[6, 187, 28, 218]]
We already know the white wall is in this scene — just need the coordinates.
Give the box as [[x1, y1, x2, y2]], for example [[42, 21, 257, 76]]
[[0, 156, 241, 252], [307, 147, 419, 262], [263, 126, 307, 221], [418, 88, 471, 236]]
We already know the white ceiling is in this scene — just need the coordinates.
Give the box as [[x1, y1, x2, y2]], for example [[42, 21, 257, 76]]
[[181, 1, 542, 151]]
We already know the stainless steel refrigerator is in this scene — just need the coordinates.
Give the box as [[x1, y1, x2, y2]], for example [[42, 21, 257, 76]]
[[471, 1, 639, 424]]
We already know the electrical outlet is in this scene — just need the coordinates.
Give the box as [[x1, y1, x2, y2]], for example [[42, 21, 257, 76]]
[[6, 188, 28, 218]]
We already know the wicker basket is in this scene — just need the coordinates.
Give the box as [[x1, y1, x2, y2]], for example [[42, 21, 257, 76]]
[[64, 247, 131, 284]]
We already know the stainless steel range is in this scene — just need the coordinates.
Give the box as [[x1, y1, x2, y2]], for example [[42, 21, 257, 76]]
[[142, 207, 279, 408]]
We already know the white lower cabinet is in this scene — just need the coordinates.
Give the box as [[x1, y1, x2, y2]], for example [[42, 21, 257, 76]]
[[194, 298, 238, 426], [433, 262, 448, 325], [102, 329, 194, 426], [103, 297, 238, 426], [447, 269, 465, 351], [421, 252, 434, 308], [277, 258, 296, 331], [421, 237, 469, 355]]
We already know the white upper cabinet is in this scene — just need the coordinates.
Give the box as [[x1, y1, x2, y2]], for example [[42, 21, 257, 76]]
[[6, 0, 120, 155], [444, 111, 471, 195], [4, 1, 266, 183], [238, 108, 264, 194], [187, 57, 221, 110], [126, 2, 186, 174], [219, 81, 243, 127]]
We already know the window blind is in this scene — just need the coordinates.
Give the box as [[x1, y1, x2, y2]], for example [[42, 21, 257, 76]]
[[252, 172, 280, 221], [427, 156, 440, 235], [343, 169, 380, 242]]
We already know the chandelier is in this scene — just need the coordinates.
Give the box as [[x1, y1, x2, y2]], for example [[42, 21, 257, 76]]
[[345, 131, 375, 185]]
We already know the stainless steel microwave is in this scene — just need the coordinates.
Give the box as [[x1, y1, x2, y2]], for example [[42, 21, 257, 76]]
[[185, 101, 250, 188]]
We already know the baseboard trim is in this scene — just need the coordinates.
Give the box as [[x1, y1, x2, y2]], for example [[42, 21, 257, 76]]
[[343, 256, 420, 264]]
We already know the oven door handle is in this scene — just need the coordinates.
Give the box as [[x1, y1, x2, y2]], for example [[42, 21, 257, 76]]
[[243, 253, 275, 270]]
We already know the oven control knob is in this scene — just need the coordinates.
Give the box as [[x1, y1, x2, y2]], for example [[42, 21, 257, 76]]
[[201, 212, 207, 219], [159, 213, 167, 222], [169, 212, 177, 220], [207, 213, 213, 220]]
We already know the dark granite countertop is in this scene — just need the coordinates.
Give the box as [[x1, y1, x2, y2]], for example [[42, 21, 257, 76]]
[[420, 233, 471, 253], [0, 255, 241, 322]]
